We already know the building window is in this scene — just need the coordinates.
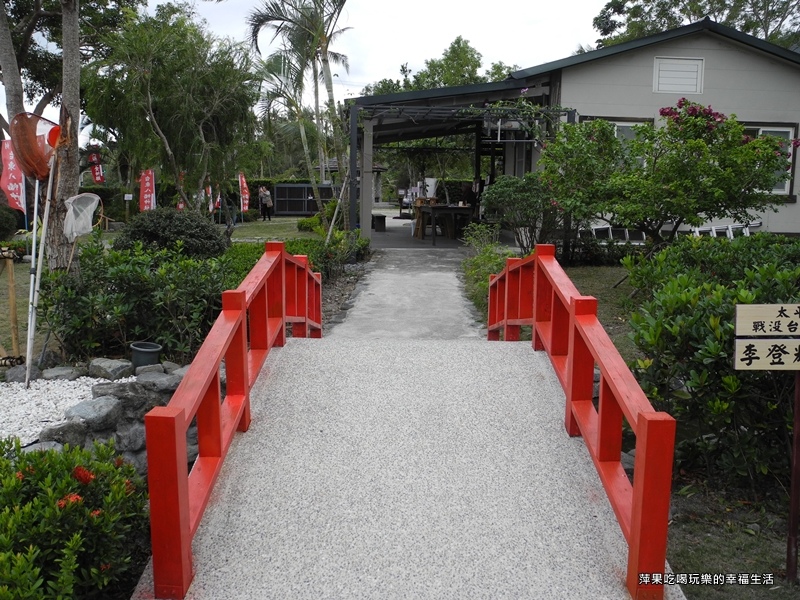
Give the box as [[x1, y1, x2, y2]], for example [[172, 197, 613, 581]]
[[743, 126, 795, 195], [654, 57, 704, 94]]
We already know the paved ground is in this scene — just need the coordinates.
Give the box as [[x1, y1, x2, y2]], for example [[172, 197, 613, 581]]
[[132, 230, 685, 600]]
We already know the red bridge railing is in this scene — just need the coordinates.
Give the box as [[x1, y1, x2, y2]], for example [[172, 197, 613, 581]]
[[488, 244, 676, 600], [144, 241, 322, 599]]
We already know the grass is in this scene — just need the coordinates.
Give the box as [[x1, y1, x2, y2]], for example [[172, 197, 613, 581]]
[[230, 215, 319, 241], [566, 264, 799, 599]]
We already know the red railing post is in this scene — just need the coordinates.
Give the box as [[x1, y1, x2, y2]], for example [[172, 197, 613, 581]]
[[293, 256, 309, 338], [222, 290, 251, 432], [488, 274, 500, 341], [145, 406, 192, 599], [533, 245, 556, 351], [566, 296, 596, 437], [309, 272, 322, 339], [627, 412, 676, 600], [504, 257, 522, 341], [266, 241, 286, 348]]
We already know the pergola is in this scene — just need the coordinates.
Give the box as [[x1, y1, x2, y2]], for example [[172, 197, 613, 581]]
[[345, 80, 576, 236]]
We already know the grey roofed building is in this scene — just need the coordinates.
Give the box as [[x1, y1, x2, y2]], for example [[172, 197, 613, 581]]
[[348, 18, 800, 237]]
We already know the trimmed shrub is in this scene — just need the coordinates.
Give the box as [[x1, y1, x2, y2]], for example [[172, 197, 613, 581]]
[[41, 232, 227, 363], [0, 438, 149, 599], [112, 208, 228, 259], [626, 234, 800, 490], [297, 215, 321, 232], [461, 223, 515, 318]]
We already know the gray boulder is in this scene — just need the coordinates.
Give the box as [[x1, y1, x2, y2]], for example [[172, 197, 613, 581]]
[[88, 358, 133, 380], [39, 420, 87, 447], [92, 381, 167, 420], [43, 366, 88, 381], [136, 371, 183, 394], [5, 364, 41, 383], [65, 396, 122, 430]]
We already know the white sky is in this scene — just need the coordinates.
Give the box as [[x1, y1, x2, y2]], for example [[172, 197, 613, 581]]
[[5, 0, 609, 131], [180, 0, 609, 100]]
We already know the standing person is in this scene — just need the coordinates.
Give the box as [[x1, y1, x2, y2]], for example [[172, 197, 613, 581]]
[[258, 186, 268, 221], [264, 187, 273, 221]]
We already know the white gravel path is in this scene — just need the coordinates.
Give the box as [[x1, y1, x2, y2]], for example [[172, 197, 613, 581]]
[[0, 376, 134, 446]]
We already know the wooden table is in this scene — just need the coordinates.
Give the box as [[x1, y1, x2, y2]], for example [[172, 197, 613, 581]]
[[416, 205, 473, 245]]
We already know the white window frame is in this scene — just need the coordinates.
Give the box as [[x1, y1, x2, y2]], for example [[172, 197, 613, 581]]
[[743, 125, 795, 195], [653, 57, 704, 94]]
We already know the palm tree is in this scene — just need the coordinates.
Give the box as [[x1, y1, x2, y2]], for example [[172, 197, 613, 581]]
[[256, 51, 330, 228], [247, 0, 352, 227]]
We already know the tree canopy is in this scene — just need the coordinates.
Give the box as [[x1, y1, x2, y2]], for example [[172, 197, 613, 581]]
[[361, 37, 519, 96], [593, 0, 800, 48], [539, 99, 795, 243], [84, 3, 258, 207]]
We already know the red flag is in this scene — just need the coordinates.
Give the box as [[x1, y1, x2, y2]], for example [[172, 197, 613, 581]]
[[88, 152, 102, 165], [238, 172, 250, 212], [0, 140, 25, 213], [90, 164, 105, 184], [139, 169, 156, 211]]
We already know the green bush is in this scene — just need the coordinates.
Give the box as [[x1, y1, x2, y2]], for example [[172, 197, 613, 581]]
[[297, 215, 320, 232], [41, 232, 227, 363], [0, 438, 149, 599], [626, 234, 800, 490], [461, 223, 515, 318], [0, 204, 19, 241], [112, 208, 229, 259]]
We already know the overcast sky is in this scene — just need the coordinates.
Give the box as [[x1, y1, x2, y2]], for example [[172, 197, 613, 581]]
[[177, 0, 609, 100]]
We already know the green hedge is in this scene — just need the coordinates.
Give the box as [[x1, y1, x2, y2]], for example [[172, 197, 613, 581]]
[[625, 233, 800, 489]]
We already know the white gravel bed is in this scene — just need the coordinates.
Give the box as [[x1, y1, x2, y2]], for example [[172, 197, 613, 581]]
[[0, 376, 135, 446]]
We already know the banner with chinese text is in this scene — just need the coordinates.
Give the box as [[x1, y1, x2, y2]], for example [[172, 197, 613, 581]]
[[238, 172, 250, 212], [0, 140, 25, 213], [139, 169, 156, 211]]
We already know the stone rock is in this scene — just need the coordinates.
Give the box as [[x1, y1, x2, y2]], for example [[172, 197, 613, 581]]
[[43, 366, 88, 381], [91, 381, 166, 420], [122, 451, 149, 476], [5, 364, 41, 383], [83, 430, 115, 450], [21, 440, 64, 453], [115, 422, 147, 452], [136, 371, 182, 394], [39, 420, 87, 447], [89, 358, 133, 380], [162, 361, 183, 374], [171, 365, 191, 378], [621, 450, 636, 475], [135, 363, 165, 376], [65, 396, 123, 431]]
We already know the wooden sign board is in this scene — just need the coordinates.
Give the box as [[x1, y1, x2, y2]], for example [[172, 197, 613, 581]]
[[735, 339, 800, 370], [735, 304, 800, 337], [735, 305, 800, 371]]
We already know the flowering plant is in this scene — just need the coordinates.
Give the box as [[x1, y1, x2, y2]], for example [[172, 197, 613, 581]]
[[0, 438, 149, 598]]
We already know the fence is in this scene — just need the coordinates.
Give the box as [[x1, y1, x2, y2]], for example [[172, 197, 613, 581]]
[[144, 241, 322, 599], [488, 244, 676, 600]]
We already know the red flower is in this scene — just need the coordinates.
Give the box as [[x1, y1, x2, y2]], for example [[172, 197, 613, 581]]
[[57, 493, 83, 509], [72, 465, 96, 485], [100, 563, 111, 572], [91, 509, 103, 518], [15, 471, 24, 481]]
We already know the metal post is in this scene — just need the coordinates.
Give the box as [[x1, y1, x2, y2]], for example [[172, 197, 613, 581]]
[[788, 371, 800, 583], [349, 104, 358, 231]]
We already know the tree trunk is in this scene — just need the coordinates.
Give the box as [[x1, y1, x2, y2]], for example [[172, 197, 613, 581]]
[[298, 119, 329, 229], [0, 1, 26, 129], [47, 0, 80, 271], [320, 54, 349, 229]]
